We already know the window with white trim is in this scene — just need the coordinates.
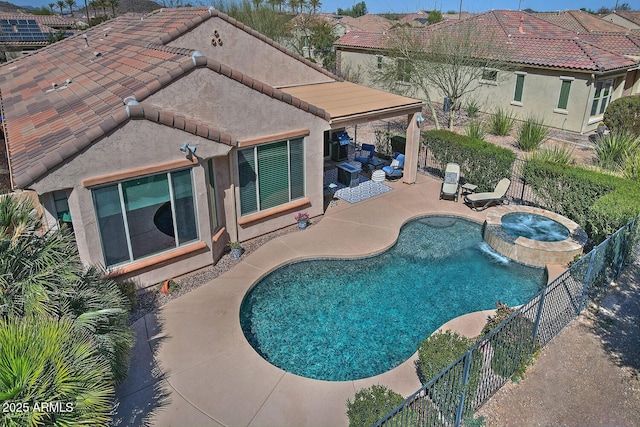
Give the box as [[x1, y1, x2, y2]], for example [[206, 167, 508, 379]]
[[590, 79, 613, 117], [481, 69, 498, 82], [237, 138, 305, 216], [396, 58, 411, 83], [92, 169, 198, 267], [377, 55, 382, 69]]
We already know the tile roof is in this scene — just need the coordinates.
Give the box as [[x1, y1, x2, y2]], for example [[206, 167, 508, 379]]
[[339, 14, 391, 33], [335, 10, 640, 73], [0, 7, 340, 189], [612, 11, 640, 26], [0, 13, 75, 28], [534, 10, 630, 33]]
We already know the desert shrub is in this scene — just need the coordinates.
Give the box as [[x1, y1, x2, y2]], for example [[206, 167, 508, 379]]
[[417, 331, 481, 421], [465, 119, 487, 140], [417, 330, 476, 383], [346, 385, 404, 427], [117, 279, 138, 309], [481, 302, 537, 380], [528, 145, 574, 166], [488, 107, 515, 136], [517, 116, 550, 151], [594, 130, 639, 171], [465, 100, 480, 118], [603, 95, 640, 138], [623, 151, 640, 181], [522, 159, 640, 242], [425, 130, 515, 192]]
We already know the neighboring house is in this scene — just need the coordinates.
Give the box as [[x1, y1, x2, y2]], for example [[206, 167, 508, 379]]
[[602, 10, 640, 34], [397, 10, 473, 26], [0, 13, 75, 61], [534, 9, 632, 33], [334, 10, 640, 134], [0, 7, 423, 288]]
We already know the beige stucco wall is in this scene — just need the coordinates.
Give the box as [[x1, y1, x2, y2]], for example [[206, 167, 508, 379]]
[[338, 48, 631, 133], [30, 119, 231, 287], [146, 68, 330, 242], [168, 15, 335, 87]]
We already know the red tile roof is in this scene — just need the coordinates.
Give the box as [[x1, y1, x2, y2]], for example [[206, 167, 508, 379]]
[[0, 13, 75, 28], [0, 7, 338, 189], [335, 10, 640, 73], [534, 10, 630, 33]]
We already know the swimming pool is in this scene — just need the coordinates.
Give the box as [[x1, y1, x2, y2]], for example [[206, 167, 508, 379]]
[[240, 216, 545, 381]]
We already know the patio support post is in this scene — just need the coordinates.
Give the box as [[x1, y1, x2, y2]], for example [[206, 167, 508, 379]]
[[403, 112, 420, 184]]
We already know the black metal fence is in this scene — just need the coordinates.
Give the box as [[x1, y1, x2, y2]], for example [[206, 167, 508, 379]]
[[417, 145, 541, 206], [374, 209, 639, 426]]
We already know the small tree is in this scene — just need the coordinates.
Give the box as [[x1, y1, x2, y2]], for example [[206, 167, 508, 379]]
[[346, 385, 404, 427], [337, 1, 366, 17], [427, 10, 443, 25]]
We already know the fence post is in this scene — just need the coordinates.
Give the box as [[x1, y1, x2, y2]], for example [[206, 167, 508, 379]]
[[518, 160, 526, 203], [454, 349, 473, 427], [531, 287, 547, 352], [578, 249, 598, 313], [615, 218, 637, 280]]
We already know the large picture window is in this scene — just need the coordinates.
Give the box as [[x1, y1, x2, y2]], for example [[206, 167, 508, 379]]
[[92, 169, 198, 267], [238, 138, 305, 216], [590, 80, 613, 117]]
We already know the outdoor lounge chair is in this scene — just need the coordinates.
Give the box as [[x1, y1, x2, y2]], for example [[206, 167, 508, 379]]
[[439, 163, 460, 201], [464, 178, 511, 211], [354, 143, 375, 166], [382, 152, 405, 179]]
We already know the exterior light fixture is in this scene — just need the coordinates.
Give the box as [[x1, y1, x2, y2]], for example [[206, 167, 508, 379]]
[[180, 143, 196, 156]]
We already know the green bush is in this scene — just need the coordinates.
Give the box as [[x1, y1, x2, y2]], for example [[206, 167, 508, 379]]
[[517, 116, 550, 151], [594, 130, 639, 171], [481, 302, 537, 380], [117, 279, 138, 309], [424, 130, 516, 192], [465, 119, 487, 140], [417, 331, 480, 421], [603, 95, 640, 138], [624, 151, 640, 181], [522, 159, 640, 242], [346, 385, 404, 427], [488, 107, 515, 136]]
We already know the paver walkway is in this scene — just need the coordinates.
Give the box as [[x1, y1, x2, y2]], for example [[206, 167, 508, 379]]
[[112, 174, 492, 427]]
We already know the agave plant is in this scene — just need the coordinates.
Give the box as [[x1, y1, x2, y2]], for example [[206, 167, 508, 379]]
[[488, 107, 515, 136], [517, 116, 550, 151], [527, 145, 574, 167], [464, 118, 487, 140], [0, 316, 114, 426], [0, 195, 134, 384]]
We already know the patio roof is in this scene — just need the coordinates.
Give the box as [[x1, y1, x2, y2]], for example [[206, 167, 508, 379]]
[[280, 81, 424, 125]]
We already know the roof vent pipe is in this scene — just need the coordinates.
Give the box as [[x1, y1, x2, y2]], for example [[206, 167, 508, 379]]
[[124, 99, 141, 117], [83, 33, 89, 47], [208, 6, 215, 15], [123, 95, 137, 105]]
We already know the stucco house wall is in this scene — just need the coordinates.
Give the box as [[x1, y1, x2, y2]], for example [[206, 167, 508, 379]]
[[338, 48, 631, 133], [168, 16, 334, 87]]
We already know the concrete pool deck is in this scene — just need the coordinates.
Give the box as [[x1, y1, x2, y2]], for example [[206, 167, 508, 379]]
[[112, 174, 558, 427]]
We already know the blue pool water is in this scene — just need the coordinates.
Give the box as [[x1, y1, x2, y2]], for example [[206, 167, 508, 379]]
[[240, 216, 545, 381]]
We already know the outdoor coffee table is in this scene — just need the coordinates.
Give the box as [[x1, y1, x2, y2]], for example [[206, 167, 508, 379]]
[[461, 183, 478, 195]]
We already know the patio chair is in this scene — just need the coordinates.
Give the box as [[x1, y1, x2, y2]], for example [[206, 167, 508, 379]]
[[439, 163, 460, 201], [464, 178, 511, 211], [354, 143, 375, 167], [382, 152, 405, 180]]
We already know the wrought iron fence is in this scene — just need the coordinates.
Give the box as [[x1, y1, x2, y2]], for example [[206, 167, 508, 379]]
[[374, 216, 639, 427], [417, 145, 539, 206]]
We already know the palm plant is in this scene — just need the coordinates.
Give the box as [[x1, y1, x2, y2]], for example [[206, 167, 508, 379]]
[[0, 196, 134, 384], [56, 0, 65, 14], [308, 0, 321, 13], [0, 316, 114, 426], [109, 0, 119, 17], [65, 0, 76, 16], [49, 2, 56, 13]]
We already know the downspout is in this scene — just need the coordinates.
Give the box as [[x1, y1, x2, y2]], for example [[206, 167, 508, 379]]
[[228, 143, 240, 242]]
